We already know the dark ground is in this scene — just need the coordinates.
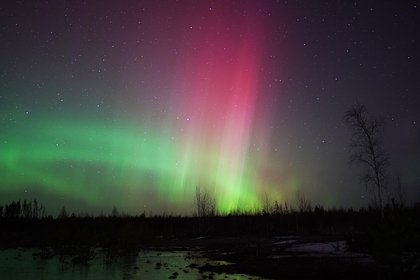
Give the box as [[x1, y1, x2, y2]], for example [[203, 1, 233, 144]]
[[142, 232, 418, 280], [1, 205, 420, 279]]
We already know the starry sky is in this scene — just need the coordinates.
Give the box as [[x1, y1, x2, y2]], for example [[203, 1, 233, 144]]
[[0, 0, 419, 215]]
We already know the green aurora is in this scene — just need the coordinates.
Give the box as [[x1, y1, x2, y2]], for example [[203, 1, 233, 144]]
[[0, 114, 276, 214]]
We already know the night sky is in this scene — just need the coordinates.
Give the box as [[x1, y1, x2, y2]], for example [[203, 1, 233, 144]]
[[1, 0, 419, 215]]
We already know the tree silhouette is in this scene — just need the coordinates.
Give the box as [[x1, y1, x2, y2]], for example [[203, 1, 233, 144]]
[[0, 199, 45, 219], [262, 192, 272, 214], [111, 205, 119, 217], [58, 206, 68, 219], [344, 103, 388, 211], [394, 171, 405, 207], [296, 190, 312, 213], [195, 186, 216, 217]]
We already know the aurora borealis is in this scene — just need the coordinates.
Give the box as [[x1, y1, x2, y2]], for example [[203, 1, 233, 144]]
[[1, 1, 420, 214]]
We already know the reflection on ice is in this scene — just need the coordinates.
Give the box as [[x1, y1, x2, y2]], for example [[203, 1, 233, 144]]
[[0, 249, 265, 280]]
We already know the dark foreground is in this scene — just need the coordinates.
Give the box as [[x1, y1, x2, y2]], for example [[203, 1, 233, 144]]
[[1, 206, 420, 279], [152, 233, 418, 279]]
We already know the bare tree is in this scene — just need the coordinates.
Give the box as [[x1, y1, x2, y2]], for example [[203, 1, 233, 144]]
[[394, 171, 405, 207], [111, 205, 119, 218], [57, 206, 68, 219], [296, 190, 312, 213], [344, 103, 388, 211], [262, 192, 272, 214], [195, 186, 216, 217]]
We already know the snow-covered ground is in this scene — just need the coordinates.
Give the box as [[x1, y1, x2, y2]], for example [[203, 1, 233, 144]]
[[286, 240, 348, 255], [271, 240, 374, 263]]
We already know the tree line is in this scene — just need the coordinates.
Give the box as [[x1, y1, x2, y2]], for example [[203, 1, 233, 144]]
[[0, 199, 46, 219]]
